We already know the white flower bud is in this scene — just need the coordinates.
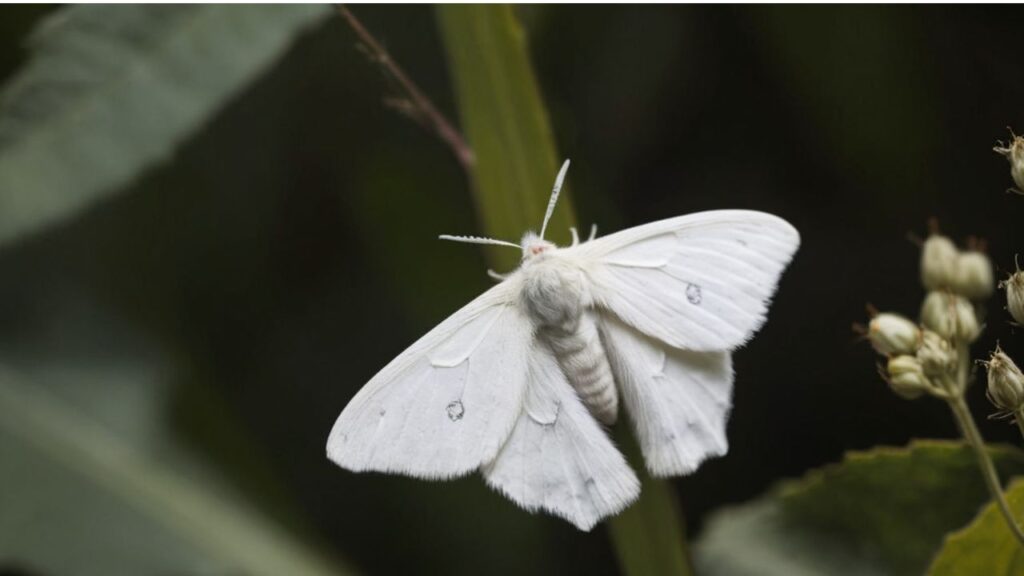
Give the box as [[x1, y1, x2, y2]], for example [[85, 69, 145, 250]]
[[921, 234, 959, 291], [920, 291, 981, 342], [916, 330, 956, 377], [951, 250, 994, 300], [1002, 268, 1024, 325], [886, 355, 930, 400], [985, 347, 1024, 412], [867, 313, 921, 356], [994, 134, 1024, 192]]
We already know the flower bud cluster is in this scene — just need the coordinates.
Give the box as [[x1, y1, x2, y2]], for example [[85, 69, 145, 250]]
[[865, 212, 1013, 406], [861, 134, 1024, 428], [866, 311, 957, 399], [920, 232, 994, 300], [994, 133, 1024, 192]]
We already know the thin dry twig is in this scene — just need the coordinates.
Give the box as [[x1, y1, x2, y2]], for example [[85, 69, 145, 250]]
[[336, 5, 475, 172]]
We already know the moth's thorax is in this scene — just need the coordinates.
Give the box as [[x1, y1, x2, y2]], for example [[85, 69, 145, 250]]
[[519, 254, 589, 331], [520, 231, 557, 261]]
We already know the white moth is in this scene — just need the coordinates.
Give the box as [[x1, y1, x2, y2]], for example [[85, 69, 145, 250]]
[[327, 160, 799, 531]]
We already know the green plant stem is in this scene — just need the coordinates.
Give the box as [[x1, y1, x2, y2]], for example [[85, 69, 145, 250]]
[[947, 393, 1024, 546], [437, 5, 693, 573], [609, 427, 694, 576], [944, 344, 1024, 546], [437, 4, 573, 269], [956, 345, 970, 395]]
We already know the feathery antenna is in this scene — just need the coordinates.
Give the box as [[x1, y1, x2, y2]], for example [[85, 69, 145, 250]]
[[540, 159, 571, 240], [438, 235, 520, 249]]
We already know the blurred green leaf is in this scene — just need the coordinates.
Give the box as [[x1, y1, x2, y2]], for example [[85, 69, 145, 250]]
[[437, 6, 691, 575], [437, 4, 574, 270], [0, 362, 354, 576], [696, 440, 1024, 576], [928, 478, 1024, 575], [0, 5, 329, 246]]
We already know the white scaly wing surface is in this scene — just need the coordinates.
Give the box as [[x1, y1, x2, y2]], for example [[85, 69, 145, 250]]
[[600, 314, 734, 476], [572, 210, 799, 352], [327, 281, 533, 479], [482, 341, 640, 531]]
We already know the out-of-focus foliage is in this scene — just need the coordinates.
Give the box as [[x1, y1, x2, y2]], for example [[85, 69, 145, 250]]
[[0, 4, 347, 575], [696, 441, 1024, 576], [0, 5, 328, 246], [0, 363, 351, 576]]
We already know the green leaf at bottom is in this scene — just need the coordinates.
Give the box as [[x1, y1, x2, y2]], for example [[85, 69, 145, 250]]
[[928, 478, 1024, 575], [695, 440, 1024, 576]]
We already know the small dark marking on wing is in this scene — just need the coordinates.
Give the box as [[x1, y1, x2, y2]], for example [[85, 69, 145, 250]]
[[686, 283, 703, 305], [446, 400, 465, 421]]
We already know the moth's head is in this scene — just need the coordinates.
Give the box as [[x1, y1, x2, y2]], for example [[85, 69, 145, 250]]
[[437, 159, 571, 265], [521, 231, 556, 261]]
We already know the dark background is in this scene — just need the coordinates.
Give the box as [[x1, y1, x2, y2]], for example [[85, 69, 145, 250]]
[[2, 5, 1024, 575]]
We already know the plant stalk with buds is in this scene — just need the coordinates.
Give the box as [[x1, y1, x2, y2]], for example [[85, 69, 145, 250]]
[[866, 228, 1024, 546]]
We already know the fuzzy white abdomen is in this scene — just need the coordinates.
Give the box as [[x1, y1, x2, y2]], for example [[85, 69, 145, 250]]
[[520, 256, 619, 425]]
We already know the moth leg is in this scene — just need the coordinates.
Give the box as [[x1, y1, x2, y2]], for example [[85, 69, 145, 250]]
[[570, 227, 581, 246], [588, 224, 598, 241], [487, 269, 508, 283]]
